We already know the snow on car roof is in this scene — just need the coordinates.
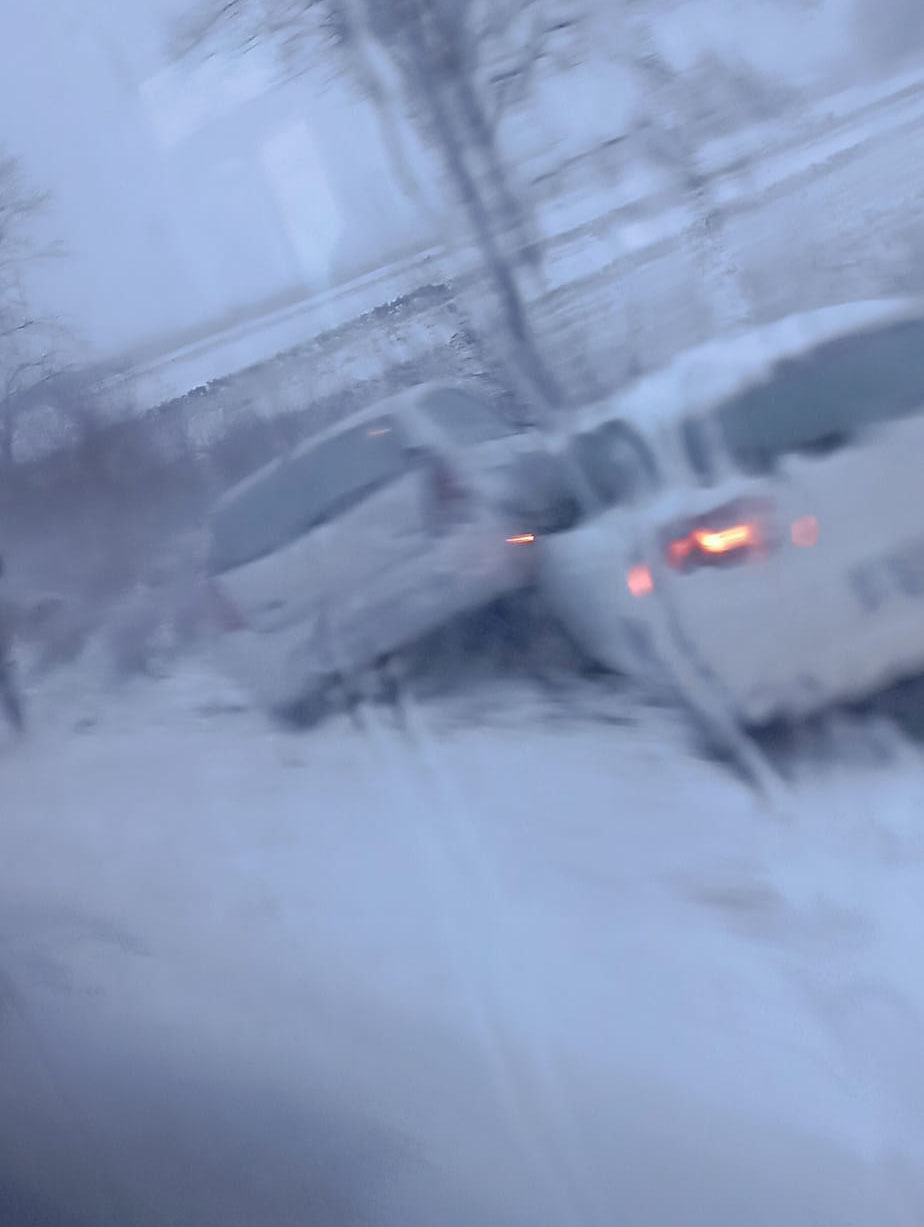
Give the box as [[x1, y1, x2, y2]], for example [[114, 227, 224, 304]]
[[579, 298, 924, 437]]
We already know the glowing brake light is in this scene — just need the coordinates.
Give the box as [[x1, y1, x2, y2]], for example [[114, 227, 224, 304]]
[[694, 523, 758, 554], [627, 563, 654, 597], [668, 522, 758, 564], [664, 501, 771, 571], [506, 533, 536, 545], [667, 536, 695, 565]]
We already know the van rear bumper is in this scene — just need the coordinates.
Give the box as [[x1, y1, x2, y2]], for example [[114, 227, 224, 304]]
[[212, 525, 533, 712], [214, 622, 330, 712]]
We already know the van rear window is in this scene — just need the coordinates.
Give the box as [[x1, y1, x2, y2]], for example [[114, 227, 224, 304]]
[[421, 388, 518, 445], [208, 416, 411, 574], [714, 319, 924, 472], [573, 420, 658, 508]]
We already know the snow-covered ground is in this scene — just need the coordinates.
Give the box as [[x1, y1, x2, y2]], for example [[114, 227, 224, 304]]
[[2, 659, 924, 1225]]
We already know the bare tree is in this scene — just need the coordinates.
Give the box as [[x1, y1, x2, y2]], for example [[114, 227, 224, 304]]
[[172, 0, 586, 418], [0, 152, 63, 466], [0, 155, 132, 477], [617, 4, 753, 334]]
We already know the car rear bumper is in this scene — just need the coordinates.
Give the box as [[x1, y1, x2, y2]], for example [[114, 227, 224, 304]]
[[655, 599, 924, 726], [330, 531, 531, 668], [732, 620, 924, 725], [213, 621, 330, 712], [213, 528, 532, 712]]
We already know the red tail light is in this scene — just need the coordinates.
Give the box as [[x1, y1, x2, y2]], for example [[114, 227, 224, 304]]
[[668, 522, 759, 564], [627, 563, 654, 597], [663, 501, 771, 571]]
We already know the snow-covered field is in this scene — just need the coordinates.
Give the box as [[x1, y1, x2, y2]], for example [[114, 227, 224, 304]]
[[2, 658, 924, 1225]]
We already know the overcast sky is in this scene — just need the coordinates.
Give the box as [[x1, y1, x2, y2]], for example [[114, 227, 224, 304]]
[[0, 0, 887, 367]]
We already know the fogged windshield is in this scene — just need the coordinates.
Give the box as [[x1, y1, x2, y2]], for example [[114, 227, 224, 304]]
[[716, 319, 924, 471]]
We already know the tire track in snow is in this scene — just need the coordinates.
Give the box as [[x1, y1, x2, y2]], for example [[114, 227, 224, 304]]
[[342, 670, 604, 1227]]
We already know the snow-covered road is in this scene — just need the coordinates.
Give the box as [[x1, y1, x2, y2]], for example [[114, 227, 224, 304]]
[[3, 665, 924, 1224]]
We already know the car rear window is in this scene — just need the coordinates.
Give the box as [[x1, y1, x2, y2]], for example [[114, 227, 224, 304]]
[[573, 420, 659, 509], [208, 415, 411, 574], [713, 318, 924, 472], [420, 388, 518, 445]]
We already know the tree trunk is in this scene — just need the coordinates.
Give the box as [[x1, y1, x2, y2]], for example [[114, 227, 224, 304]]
[[452, 69, 542, 274], [411, 67, 561, 417], [623, 9, 749, 332], [373, 0, 560, 418]]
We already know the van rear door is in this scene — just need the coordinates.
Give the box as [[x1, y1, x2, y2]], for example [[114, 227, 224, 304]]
[[654, 317, 924, 717]]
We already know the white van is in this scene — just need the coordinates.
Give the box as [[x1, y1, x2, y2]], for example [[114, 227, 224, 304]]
[[538, 300, 924, 726], [206, 383, 578, 719]]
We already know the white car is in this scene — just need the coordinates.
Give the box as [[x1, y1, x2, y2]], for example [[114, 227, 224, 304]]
[[205, 382, 578, 720], [538, 299, 924, 727]]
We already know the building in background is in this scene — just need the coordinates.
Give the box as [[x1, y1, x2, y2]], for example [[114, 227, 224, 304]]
[[1, 0, 856, 376], [0, 0, 440, 366]]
